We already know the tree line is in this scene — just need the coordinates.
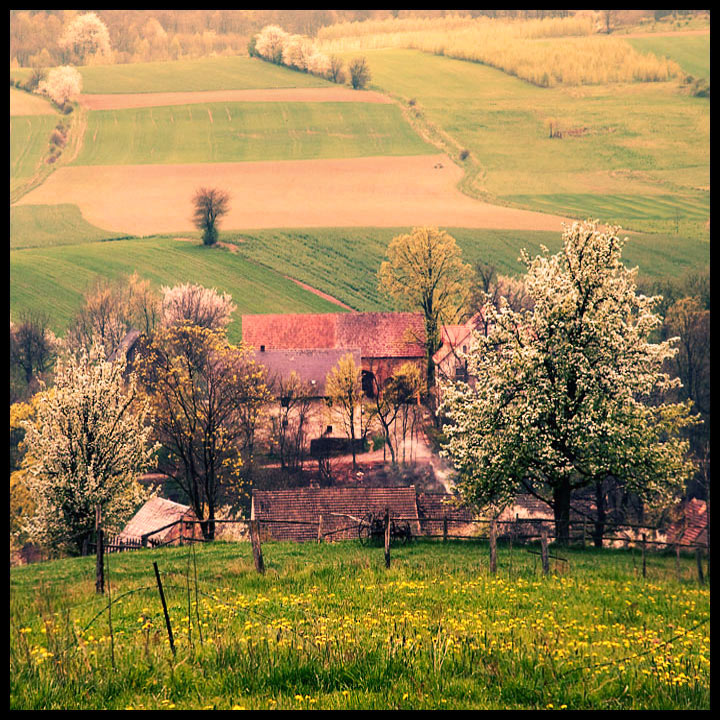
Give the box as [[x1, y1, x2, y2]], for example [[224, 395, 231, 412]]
[[9, 10, 581, 69]]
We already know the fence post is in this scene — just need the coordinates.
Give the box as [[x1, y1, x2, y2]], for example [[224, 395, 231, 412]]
[[540, 527, 549, 576], [443, 513, 448, 543], [676, 542, 681, 581], [250, 519, 265, 574], [696, 547, 705, 584], [641, 533, 647, 579], [489, 518, 497, 575], [384, 507, 391, 569], [582, 517, 587, 548], [153, 561, 176, 657], [317, 515, 324, 544], [95, 505, 105, 594]]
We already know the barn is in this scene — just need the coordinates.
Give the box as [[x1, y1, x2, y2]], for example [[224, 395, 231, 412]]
[[119, 496, 201, 546], [250, 486, 422, 542], [242, 311, 426, 396]]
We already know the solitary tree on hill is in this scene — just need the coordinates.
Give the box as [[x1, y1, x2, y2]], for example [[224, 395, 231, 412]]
[[192, 186, 230, 246]]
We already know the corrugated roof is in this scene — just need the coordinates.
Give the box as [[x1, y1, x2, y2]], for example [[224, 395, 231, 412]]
[[251, 486, 420, 541], [119, 496, 195, 541]]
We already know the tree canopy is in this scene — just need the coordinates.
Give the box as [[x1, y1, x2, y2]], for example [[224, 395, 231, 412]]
[[440, 220, 698, 544], [378, 226, 472, 388], [20, 343, 156, 554]]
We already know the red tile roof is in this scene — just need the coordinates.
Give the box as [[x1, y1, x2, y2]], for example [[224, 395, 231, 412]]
[[251, 487, 420, 541], [242, 312, 426, 359], [666, 498, 708, 547]]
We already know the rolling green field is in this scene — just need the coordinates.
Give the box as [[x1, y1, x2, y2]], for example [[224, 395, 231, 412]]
[[9, 539, 710, 710], [73, 101, 435, 166], [350, 48, 709, 238], [10, 205, 128, 250], [10, 56, 333, 95], [10, 114, 59, 191], [10, 218, 709, 341], [626, 34, 710, 81], [9, 235, 345, 343]]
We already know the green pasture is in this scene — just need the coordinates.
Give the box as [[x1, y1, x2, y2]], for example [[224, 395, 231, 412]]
[[10, 205, 127, 250], [72, 101, 435, 166], [10, 56, 332, 95], [9, 221, 708, 340], [9, 539, 710, 709], [350, 49, 709, 238], [626, 34, 710, 81], [225, 226, 709, 310], [10, 114, 58, 190], [9, 235, 345, 344]]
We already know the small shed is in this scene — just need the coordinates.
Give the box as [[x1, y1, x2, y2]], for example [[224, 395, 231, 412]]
[[119, 496, 200, 546], [250, 486, 421, 542]]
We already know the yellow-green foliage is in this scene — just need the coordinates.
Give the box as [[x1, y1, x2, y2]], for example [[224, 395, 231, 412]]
[[317, 14, 682, 86]]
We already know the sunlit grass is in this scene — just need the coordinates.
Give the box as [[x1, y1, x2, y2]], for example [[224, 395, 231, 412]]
[[9, 540, 710, 709]]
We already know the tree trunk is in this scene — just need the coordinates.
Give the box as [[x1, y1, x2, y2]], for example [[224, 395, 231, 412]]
[[593, 479, 606, 548], [553, 478, 572, 546]]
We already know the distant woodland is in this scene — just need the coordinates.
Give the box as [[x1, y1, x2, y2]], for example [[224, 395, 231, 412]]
[[10, 9, 589, 68]]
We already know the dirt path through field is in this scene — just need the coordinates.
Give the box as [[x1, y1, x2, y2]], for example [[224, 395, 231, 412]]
[[16, 154, 574, 236], [78, 87, 394, 110]]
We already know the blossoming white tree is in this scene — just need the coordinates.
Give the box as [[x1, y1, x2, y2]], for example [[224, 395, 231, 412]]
[[254, 24, 289, 64], [440, 220, 697, 545], [36, 64, 82, 107], [58, 12, 112, 65], [21, 343, 157, 555], [161, 283, 236, 330]]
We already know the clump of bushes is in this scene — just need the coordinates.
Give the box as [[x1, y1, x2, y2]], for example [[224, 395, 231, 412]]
[[249, 24, 352, 87]]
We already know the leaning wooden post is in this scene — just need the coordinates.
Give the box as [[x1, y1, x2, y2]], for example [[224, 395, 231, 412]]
[[153, 561, 176, 657], [250, 520, 265, 574], [696, 547, 705, 584], [540, 526, 549, 576], [95, 505, 105, 594], [676, 542, 682, 581], [641, 533, 647, 579], [384, 508, 391, 569], [489, 518, 497, 575], [443, 514, 448, 543], [582, 516, 587, 549], [317, 515, 324, 544]]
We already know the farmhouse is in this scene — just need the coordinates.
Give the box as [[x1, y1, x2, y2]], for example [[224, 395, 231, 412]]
[[432, 313, 483, 385], [242, 311, 426, 397]]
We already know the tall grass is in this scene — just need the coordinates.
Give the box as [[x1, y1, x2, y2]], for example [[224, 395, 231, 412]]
[[9, 540, 710, 709], [317, 15, 683, 87]]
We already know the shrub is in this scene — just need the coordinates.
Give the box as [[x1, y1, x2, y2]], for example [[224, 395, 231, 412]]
[[348, 56, 371, 89]]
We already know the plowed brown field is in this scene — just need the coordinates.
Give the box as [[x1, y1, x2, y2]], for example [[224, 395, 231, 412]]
[[16, 154, 573, 236], [78, 87, 394, 110]]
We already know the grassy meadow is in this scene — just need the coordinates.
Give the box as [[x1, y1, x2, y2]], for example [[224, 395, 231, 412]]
[[73, 101, 435, 166], [344, 48, 709, 239], [10, 221, 708, 340], [9, 539, 710, 710], [10, 56, 333, 95], [625, 34, 710, 81], [10, 114, 60, 193], [9, 234, 345, 343]]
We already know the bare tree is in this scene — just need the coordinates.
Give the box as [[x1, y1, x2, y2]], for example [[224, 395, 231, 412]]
[[192, 187, 230, 246]]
